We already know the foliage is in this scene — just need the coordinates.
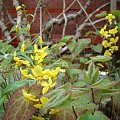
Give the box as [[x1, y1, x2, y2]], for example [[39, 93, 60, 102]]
[[0, 9, 119, 120]]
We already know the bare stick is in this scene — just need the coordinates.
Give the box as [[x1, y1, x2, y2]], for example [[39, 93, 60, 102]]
[[76, 0, 97, 31], [40, 0, 42, 37], [43, 0, 92, 32], [31, 0, 41, 25], [62, 0, 67, 37]]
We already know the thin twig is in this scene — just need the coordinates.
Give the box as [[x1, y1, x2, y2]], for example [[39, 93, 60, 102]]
[[40, 0, 42, 37], [43, 0, 92, 32], [31, 0, 41, 25], [91, 88, 95, 103], [72, 106, 78, 119], [76, 0, 97, 31], [62, 0, 67, 37]]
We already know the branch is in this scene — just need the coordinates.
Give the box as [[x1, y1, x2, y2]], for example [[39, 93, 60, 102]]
[[76, 0, 97, 31], [73, 2, 110, 40], [0, 0, 11, 42], [62, 0, 67, 37], [0, 21, 12, 42], [31, 0, 42, 25], [13, 0, 24, 41], [4, 4, 15, 25], [74, 18, 105, 40], [43, 0, 93, 32]]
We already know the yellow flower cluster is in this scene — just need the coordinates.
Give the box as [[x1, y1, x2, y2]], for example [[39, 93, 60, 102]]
[[13, 37, 61, 118], [99, 14, 119, 56], [14, 39, 61, 94]]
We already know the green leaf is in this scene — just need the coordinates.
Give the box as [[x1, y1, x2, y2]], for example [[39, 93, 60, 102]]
[[73, 80, 86, 87], [17, 52, 34, 65], [57, 42, 66, 47], [42, 91, 71, 114], [91, 78, 117, 89], [3, 80, 36, 95], [88, 61, 95, 79], [83, 70, 90, 84], [0, 109, 5, 119], [4, 84, 40, 120], [53, 59, 69, 68], [72, 38, 91, 58], [99, 89, 120, 96], [1, 59, 10, 69], [95, 11, 107, 18], [66, 69, 80, 80], [93, 30, 101, 36], [0, 95, 8, 107], [91, 68, 99, 84], [60, 36, 73, 43], [78, 111, 109, 120], [72, 94, 96, 110], [118, 22, 120, 32], [90, 44, 103, 53], [90, 55, 112, 62], [110, 10, 120, 17], [85, 31, 93, 37], [68, 40, 76, 52], [80, 57, 88, 63]]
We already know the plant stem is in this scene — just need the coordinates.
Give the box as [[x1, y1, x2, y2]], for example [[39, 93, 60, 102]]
[[72, 106, 78, 119], [111, 96, 116, 119], [91, 88, 95, 104]]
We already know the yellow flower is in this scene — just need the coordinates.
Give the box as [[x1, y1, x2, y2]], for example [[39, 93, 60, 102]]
[[20, 42, 26, 52], [102, 40, 111, 48], [105, 14, 115, 24], [22, 89, 39, 103], [111, 46, 118, 52], [34, 97, 48, 109], [15, 25, 19, 32], [41, 78, 57, 94], [20, 68, 34, 79], [34, 44, 38, 53], [31, 65, 43, 81], [49, 109, 60, 114], [16, 6, 22, 11], [33, 44, 48, 63], [27, 23, 30, 32], [14, 52, 30, 67], [99, 28, 111, 38], [110, 37, 119, 44], [109, 26, 118, 35], [49, 67, 61, 80], [39, 36, 42, 44], [104, 50, 112, 57], [103, 25, 107, 30], [32, 115, 45, 120]]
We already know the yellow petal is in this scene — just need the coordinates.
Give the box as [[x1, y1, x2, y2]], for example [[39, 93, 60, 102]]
[[34, 44, 38, 53], [40, 97, 48, 105], [42, 46, 48, 51], [22, 89, 39, 102], [27, 23, 30, 32], [34, 104, 43, 109], [41, 81, 49, 87], [48, 78, 52, 85], [39, 36, 42, 44], [20, 42, 26, 52], [31, 65, 42, 77], [32, 115, 45, 120], [42, 87, 49, 94], [49, 109, 60, 114], [16, 6, 22, 11]]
